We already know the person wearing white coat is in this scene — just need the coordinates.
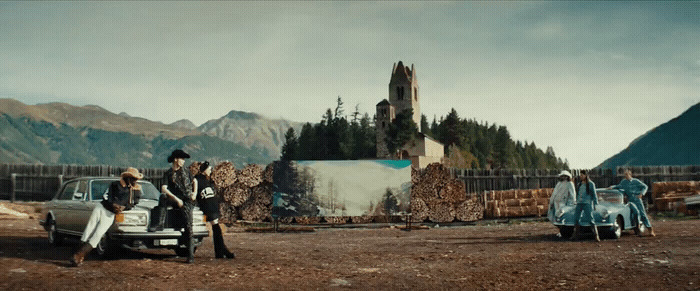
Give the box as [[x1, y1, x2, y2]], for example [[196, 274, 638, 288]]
[[548, 170, 576, 223]]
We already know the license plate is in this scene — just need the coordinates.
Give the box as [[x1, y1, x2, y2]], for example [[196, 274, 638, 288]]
[[157, 239, 178, 246]]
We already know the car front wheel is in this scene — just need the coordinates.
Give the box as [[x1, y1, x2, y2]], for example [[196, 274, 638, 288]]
[[606, 216, 623, 239], [559, 226, 573, 239], [47, 218, 63, 246]]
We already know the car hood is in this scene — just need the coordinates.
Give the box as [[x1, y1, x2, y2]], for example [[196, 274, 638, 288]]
[[131, 199, 159, 211]]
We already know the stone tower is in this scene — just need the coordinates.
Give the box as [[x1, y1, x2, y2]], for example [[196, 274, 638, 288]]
[[376, 61, 421, 158]]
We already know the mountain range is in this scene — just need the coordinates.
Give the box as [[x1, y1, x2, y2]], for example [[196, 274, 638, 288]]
[[0, 98, 302, 168], [597, 102, 700, 169]]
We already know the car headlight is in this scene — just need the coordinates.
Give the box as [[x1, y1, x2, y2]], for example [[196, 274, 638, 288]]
[[556, 209, 565, 218], [601, 209, 610, 218], [116, 213, 147, 226]]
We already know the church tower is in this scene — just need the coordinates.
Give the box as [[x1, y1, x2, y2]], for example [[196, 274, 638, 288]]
[[376, 61, 421, 158]]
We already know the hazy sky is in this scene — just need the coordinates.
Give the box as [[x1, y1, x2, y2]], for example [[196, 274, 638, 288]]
[[1, 2, 698, 168]]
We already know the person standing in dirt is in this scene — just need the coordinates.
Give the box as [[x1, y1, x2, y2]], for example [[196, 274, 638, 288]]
[[548, 170, 576, 223], [608, 169, 656, 237], [71, 167, 144, 267], [148, 149, 198, 263], [570, 170, 600, 242], [194, 161, 235, 259]]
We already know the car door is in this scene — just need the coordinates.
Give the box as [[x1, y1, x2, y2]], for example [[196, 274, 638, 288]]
[[71, 180, 94, 233], [53, 181, 79, 234]]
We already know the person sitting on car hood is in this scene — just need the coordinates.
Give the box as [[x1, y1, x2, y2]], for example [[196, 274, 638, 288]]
[[71, 167, 143, 267], [548, 170, 576, 222]]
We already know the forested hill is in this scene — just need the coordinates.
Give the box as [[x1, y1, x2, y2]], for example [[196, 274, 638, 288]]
[[281, 98, 569, 170], [597, 102, 700, 169], [422, 109, 568, 170]]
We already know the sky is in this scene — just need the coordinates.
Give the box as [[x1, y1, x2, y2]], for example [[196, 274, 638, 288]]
[[1, 1, 698, 168]]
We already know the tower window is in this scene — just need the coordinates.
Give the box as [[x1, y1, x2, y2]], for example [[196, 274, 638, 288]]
[[382, 121, 386, 128], [414, 88, 418, 101], [397, 86, 404, 100]]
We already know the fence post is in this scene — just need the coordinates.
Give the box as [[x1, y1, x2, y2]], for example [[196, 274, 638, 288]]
[[10, 173, 16, 203], [58, 174, 63, 186]]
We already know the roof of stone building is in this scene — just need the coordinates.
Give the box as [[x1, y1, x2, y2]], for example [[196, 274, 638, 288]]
[[376, 99, 391, 106]]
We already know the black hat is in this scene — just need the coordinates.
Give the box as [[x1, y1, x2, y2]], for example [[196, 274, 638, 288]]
[[167, 149, 190, 163], [199, 161, 211, 173]]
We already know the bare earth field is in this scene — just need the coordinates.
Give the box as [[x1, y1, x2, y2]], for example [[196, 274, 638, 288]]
[[0, 202, 698, 290]]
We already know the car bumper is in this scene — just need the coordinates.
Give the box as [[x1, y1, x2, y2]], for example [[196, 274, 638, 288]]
[[109, 229, 209, 250]]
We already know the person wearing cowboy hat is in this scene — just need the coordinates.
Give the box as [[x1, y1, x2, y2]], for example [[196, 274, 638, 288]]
[[148, 149, 198, 263], [194, 161, 235, 259], [548, 170, 576, 224], [71, 167, 144, 267]]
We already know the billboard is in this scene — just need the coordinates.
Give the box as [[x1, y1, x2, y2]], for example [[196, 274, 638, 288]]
[[272, 160, 412, 217]]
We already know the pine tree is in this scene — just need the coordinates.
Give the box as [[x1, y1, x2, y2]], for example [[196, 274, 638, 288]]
[[281, 127, 298, 161]]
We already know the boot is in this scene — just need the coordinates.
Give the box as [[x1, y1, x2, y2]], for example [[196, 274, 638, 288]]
[[648, 227, 656, 237], [569, 225, 580, 241], [71, 242, 93, 267], [185, 238, 195, 264], [213, 224, 235, 259], [148, 206, 166, 232], [592, 226, 600, 242]]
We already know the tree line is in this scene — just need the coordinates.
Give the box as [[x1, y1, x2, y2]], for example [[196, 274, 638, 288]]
[[281, 97, 568, 170]]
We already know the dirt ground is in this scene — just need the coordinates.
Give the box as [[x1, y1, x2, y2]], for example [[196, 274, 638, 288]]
[[0, 201, 699, 290]]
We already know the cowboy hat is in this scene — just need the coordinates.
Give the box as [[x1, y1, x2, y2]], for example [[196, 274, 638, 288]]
[[167, 149, 190, 163], [121, 167, 144, 180], [558, 170, 572, 178]]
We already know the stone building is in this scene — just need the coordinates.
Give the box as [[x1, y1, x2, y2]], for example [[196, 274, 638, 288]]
[[376, 61, 444, 168]]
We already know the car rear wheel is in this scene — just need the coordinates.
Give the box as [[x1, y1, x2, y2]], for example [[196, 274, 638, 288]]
[[47, 218, 64, 246]]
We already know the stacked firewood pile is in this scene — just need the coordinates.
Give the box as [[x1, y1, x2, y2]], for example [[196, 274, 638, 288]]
[[207, 162, 275, 224], [652, 181, 699, 215], [411, 163, 484, 223], [484, 188, 553, 218]]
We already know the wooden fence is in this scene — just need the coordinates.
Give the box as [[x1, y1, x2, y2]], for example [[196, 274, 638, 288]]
[[2, 163, 699, 203], [0, 164, 169, 202], [450, 165, 700, 205]]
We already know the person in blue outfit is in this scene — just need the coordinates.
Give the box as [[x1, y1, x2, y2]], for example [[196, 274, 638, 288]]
[[608, 169, 656, 237], [570, 170, 600, 241]]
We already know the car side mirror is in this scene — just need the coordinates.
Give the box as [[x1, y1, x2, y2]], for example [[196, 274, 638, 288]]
[[73, 192, 84, 200]]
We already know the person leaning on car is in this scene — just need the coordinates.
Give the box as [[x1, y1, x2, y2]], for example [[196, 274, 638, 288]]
[[71, 167, 144, 267], [570, 170, 600, 242], [148, 149, 198, 263], [608, 169, 656, 237]]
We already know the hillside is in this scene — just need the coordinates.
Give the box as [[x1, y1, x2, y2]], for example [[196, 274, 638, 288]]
[[0, 99, 199, 138], [198, 110, 303, 158], [598, 102, 700, 169], [0, 114, 269, 168]]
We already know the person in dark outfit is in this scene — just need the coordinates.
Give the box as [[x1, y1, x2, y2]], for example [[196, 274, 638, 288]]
[[71, 167, 144, 267], [195, 161, 235, 259], [148, 149, 198, 263]]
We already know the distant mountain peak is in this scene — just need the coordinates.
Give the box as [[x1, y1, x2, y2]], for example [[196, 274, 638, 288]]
[[118, 112, 131, 117], [170, 119, 197, 130], [225, 110, 263, 120]]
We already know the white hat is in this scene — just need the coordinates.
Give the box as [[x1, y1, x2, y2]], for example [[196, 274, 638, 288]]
[[558, 170, 572, 178]]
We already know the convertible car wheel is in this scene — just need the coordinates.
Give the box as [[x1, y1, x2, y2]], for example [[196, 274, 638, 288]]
[[559, 226, 573, 239], [606, 216, 623, 239]]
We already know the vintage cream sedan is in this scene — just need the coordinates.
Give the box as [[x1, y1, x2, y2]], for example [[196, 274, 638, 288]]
[[40, 177, 208, 257]]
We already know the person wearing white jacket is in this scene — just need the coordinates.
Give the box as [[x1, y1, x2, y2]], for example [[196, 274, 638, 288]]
[[548, 170, 576, 223]]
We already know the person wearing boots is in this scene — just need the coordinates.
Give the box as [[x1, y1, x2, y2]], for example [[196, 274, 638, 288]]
[[71, 167, 143, 267], [608, 169, 656, 237], [148, 149, 198, 263], [195, 161, 235, 259], [570, 170, 600, 242]]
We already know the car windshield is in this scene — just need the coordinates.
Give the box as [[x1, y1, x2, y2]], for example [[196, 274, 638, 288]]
[[90, 180, 161, 201], [598, 191, 623, 204]]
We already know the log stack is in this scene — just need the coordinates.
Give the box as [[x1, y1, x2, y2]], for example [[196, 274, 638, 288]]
[[210, 162, 274, 224], [652, 181, 700, 215], [484, 188, 554, 218], [410, 163, 483, 223]]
